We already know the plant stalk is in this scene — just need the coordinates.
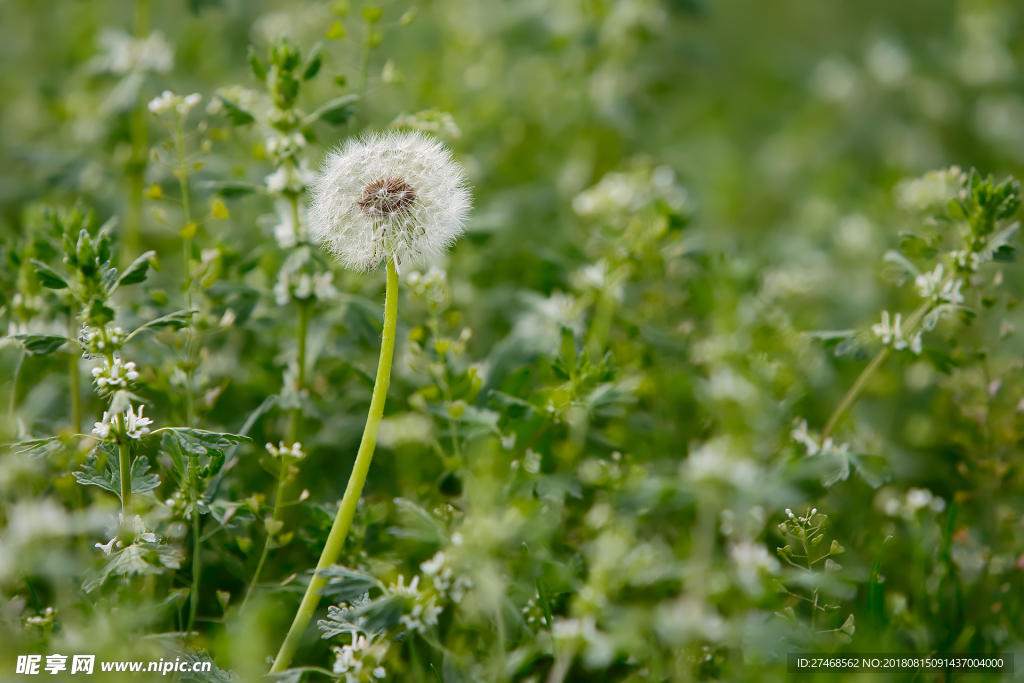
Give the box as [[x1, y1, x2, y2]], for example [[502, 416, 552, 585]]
[[118, 434, 132, 519], [290, 298, 310, 445], [69, 301, 81, 433], [241, 456, 290, 613], [821, 294, 938, 440], [270, 258, 399, 672]]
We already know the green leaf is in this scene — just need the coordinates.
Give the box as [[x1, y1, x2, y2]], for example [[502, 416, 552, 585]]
[[86, 297, 116, 326], [154, 428, 252, 457], [215, 95, 256, 125], [110, 250, 156, 292], [83, 542, 183, 593], [74, 448, 160, 499], [316, 565, 385, 603], [303, 94, 359, 127], [248, 46, 267, 82], [12, 334, 75, 355], [30, 260, 68, 289], [302, 44, 323, 80], [125, 309, 195, 342], [196, 180, 261, 197]]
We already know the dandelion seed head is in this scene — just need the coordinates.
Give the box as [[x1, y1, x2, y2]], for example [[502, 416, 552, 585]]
[[310, 131, 472, 272]]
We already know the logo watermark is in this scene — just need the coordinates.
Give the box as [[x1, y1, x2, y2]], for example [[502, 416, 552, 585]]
[[16, 655, 212, 676]]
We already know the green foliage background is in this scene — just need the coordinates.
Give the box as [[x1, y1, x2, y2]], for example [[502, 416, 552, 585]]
[[2, 0, 1024, 681]]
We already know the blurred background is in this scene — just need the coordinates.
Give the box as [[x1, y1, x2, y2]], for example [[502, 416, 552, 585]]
[[2, 0, 1024, 680]]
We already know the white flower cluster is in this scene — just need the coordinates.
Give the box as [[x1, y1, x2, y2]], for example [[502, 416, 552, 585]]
[[274, 267, 338, 306], [791, 419, 850, 458], [390, 109, 462, 139], [872, 311, 922, 354], [90, 30, 173, 76], [915, 264, 965, 304], [405, 267, 451, 310], [573, 165, 687, 224], [266, 133, 307, 161], [879, 487, 946, 519], [92, 404, 154, 441], [331, 632, 387, 683], [79, 326, 126, 357], [309, 131, 472, 273], [265, 441, 307, 460], [894, 165, 967, 212], [95, 514, 158, 555], [259, 200, 308, 249], [148, 91, 202, 117], [91, 357, 140, 393], [419, 551, 471, 604], [266, 159, 316, 195]]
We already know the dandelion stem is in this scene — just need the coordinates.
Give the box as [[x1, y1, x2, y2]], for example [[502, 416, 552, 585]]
[[271, 258, 399, 672]]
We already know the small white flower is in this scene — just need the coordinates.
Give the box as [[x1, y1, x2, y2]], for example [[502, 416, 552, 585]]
[[148, 90, 175, 114], [266, 441, 306, 460], [310, 131, 472, 272], [420, 551, 446, 576], [373, 667, 386, 679], [92, 412, 113, 440], [124, 404, 153, 439], [95, 538, 117, 555], [313, 272, 338, 301], [178, 93, 202, 115]]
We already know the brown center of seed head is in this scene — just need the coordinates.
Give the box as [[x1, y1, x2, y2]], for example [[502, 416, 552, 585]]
[[358, 177, 417, 219]]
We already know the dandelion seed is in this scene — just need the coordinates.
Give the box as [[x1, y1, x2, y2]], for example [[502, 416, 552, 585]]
[[309, 131, 471, 272]]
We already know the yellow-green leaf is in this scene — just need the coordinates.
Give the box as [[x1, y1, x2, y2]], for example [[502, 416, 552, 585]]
[[327, 21, 346, 40], [211, 200, 229, 219]]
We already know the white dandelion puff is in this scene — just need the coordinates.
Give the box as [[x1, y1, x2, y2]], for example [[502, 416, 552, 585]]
[[309, 131, 472, 273]]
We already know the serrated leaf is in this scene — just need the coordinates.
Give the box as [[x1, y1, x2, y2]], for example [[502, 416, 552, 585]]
[[83, 542, 183, 593], [30, 260, 68, 289], [154, 428, 252, 457], [12, 334, 75, 355], [387, 498, 446, 543], [74, 449, 160, 498], [316, 565, 385, 603]]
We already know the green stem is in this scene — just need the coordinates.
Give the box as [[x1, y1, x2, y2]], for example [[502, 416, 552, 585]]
[[241, 456, 290, 613], [118, 433, 132, 519], [585, 290, 616, 359], [188, 456, 201, 633], [821, 295, 937, 440], [69, 302, 81, 433], [270, 258, 399, 672], [290, 298, 310, 445]]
